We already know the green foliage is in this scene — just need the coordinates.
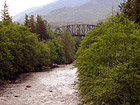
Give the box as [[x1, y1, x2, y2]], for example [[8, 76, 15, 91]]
[[60, 31, 76, 64], [24, 14, 49, 41], [1, 7, 76, 85], [46, 39, 66, 64], [36, 15, 48, 41], [24, 14, 29, 27], [46, 40, 57, 64], [53, 39, 66, 64], [23, 14, 69, 64], [0, 22, 51, 81], [119, 0, 140, 23], [29, 15, 36, 33], [76, 14, 140, 105], [74, 37, 82, 51], [37, 41, 51, 68]]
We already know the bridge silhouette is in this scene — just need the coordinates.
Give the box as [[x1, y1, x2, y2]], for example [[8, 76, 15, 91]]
[[56, 24, 95, 37]]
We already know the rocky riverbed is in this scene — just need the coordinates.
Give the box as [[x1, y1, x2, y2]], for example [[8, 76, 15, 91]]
[[0, 64, 78, 105]]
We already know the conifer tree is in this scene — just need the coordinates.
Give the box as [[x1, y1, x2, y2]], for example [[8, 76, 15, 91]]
[[1, 0, 11, 21], [24, 14, 29, 27], [36, 15, 48, 41], [29, 15, 36, 33]]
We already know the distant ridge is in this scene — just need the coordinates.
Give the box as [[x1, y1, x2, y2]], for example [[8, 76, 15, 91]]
[[13, 0, 90, 22], [41, 0, 123, 23], [13, 0, 123, 24], [13, 7, 41, 21]]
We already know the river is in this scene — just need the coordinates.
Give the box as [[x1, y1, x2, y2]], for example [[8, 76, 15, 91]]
[[0, 64, 78, 105]]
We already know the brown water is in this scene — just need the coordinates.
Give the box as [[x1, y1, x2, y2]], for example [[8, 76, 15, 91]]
[[0, 64, 78, 105]]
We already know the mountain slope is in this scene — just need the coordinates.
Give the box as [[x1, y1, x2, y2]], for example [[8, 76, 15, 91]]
[[31, 0, 90, 16], [13, 7, 41, 21], [42, 0, 123, 23], [13, 0, 90, 21]]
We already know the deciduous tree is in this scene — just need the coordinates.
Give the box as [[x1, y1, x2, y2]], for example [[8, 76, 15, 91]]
[[119, 0, 140, 23], [76, 14, 140, 105], [60, 31, 75, 63]]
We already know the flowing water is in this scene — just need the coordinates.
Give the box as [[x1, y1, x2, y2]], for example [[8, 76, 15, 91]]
[[0, 64, 78, 105]]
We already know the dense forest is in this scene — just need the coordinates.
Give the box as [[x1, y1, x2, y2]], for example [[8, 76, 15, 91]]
[[76, 0, 140, 104], [0, 1, 77, 84]]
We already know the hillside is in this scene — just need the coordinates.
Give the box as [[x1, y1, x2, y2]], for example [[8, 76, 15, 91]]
[[42, 0, 123, 23], [13, 0, 123, 24], [13, 0, 90, 22]]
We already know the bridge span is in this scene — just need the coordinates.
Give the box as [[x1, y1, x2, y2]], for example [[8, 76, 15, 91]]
[[56, 24, 95, 37]]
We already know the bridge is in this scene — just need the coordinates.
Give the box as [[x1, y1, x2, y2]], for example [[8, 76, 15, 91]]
[[56, 24, 95, 37]]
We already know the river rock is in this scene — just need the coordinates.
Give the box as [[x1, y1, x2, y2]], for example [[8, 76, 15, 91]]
[[26, 85, 31, 88]]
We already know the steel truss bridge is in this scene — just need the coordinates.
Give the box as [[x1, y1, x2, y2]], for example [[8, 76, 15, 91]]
[[56, 24, 95, 37]]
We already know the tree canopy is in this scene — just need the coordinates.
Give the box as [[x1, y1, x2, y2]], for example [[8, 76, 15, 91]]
[[76, 14, 140, 105], [119, 0, 140, 23], [0, 21, 51, 82]]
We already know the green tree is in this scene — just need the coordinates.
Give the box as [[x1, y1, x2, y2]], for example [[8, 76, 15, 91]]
[[76, 14, 140, 105], [74, 37, 82, 51], [36, 15, 48, 41], [46, 30, 66, 64], [1, 0, 11, 21], [0, 21, 51, 83], [29, 15, 36, 33], [46, 40, 57, 64], [119, 0, 140, 23], [134, 0, 140, 22], [60, 31, 75, 63], [52, 39, 66, 64], [24, 14, 29, 27]]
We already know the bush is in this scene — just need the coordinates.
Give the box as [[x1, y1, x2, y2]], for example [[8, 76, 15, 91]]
[[76, 14, 140, 105]]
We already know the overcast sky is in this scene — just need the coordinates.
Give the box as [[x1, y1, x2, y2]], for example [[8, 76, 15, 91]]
[[0, 0, 56, 16]]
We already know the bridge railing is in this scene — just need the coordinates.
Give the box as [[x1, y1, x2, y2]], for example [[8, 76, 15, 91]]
[[56, 24, 95, 36]]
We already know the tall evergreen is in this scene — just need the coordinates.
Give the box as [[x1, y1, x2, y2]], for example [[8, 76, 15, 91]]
[[1, 0, 11, 21], [24, 14, 29, 27], [36, 15, 48, 41], [29, 15, 36, 33]]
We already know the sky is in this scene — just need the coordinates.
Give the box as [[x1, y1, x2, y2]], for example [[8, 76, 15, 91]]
[[0, 0, 56, 16]]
